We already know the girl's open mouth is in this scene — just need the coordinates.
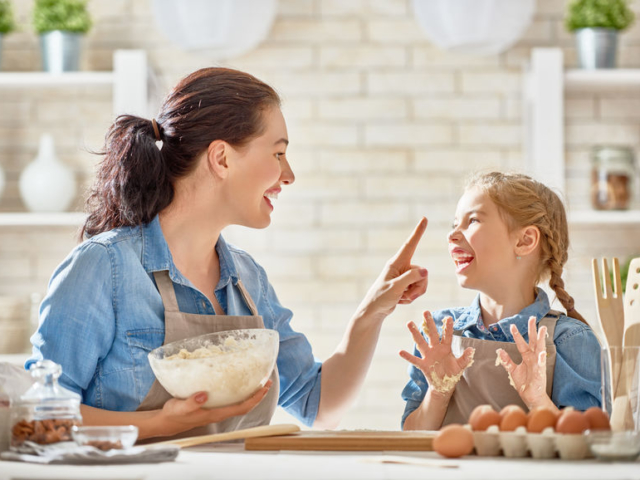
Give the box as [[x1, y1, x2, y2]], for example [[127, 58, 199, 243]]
[[452, 253, 475, 273]]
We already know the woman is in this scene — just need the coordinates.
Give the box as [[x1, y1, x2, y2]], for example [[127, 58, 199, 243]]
[[28, 68, 428, 440]]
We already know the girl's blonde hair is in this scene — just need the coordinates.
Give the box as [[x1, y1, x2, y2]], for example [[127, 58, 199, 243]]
[[466, 171, 586, 324]]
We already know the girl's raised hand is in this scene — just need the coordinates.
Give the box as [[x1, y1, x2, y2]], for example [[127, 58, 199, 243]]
[[400, 312, 475, 398], [496, 317, 549, 409], [357, 218, 428, 323]]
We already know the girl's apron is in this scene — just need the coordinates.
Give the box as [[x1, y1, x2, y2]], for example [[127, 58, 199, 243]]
[[136, 271, 279, 437], [442, 312, 560, 425]]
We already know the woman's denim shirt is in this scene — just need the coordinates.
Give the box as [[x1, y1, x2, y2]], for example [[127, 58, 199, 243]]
[[27, 216, 322, 427], [401, 289, 602, 428]]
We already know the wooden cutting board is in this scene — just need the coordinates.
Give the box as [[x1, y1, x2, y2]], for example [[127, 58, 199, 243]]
[[244, 430, 437, 451]]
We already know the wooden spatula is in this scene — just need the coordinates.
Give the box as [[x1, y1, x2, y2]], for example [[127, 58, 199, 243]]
[[623, 258, 640, 348], [592, 258, 625, 417], [148, 423, 301, 448]]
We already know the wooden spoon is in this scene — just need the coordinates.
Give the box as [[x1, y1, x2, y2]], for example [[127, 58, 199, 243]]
[[623, 258, 640, 348], [147, 424, 301, 448]]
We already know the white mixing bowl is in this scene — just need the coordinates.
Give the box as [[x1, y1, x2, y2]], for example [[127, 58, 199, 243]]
[[148, 329, 279, 409]]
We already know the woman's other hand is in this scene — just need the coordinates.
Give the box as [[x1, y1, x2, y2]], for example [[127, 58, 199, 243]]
[[357, 217, 428, 323], [157, 380, 273, 437], [400, 313, 475, 398], [496, 317, 555, 410]]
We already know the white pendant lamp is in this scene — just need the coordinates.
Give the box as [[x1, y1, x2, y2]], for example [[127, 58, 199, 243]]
[[412, 0, 536, 56], [152, 0, 278, 60]]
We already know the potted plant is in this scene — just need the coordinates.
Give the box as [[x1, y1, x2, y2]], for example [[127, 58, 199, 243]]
[[0, 0, 16, 70], [565, 0, 635, 69], [32, 0, 92, 73]]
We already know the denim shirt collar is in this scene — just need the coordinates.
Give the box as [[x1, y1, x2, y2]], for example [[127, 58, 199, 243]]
[[140, 215, 239, 289], [454, 288, 553, 340]]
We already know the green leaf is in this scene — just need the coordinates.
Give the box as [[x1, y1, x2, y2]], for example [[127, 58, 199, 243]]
[[33, 0, 92, 34], [565, 0, 635, 31], [0, 0, 16, 34]]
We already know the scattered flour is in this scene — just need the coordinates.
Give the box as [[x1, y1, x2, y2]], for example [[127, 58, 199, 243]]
[[495, 349, 521, 392], [428, 351, 475, 394], [421, 318, 429, 338]]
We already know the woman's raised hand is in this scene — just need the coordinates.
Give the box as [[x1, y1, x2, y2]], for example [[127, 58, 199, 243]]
[[357, 217, 428, 323], [400, 312, 475, 397], [158, 380, 272, 436], [496, 317, 549, 409]]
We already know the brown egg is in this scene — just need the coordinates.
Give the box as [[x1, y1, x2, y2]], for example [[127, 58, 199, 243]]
[[499, 405, 528, 432], [433, 424, 475, 458], [583, 407, 611, 431], [556, 410, 590, 434], [469, 404, 490, 427], [469, 405, 501, 431], [527, 407, 558, 433]]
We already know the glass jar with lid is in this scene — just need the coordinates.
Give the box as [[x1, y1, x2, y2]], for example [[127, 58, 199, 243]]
[[591, 146, 636, 210], [10, 360, 82, 451]]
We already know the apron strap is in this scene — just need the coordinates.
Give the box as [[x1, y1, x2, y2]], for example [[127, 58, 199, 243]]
[[153, 271, 259, 317], [236, 279, 260, 317], [539, 310, 560, 346], [210, 294, 226, 316], [152, 271, 180, 313]]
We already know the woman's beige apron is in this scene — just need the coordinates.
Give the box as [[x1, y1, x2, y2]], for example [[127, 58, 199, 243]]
[[136, 271, 279, 437], [442, 312, 559, 425]]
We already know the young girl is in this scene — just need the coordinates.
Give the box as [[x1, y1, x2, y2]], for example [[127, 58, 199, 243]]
[[400, 172, 601, 430]]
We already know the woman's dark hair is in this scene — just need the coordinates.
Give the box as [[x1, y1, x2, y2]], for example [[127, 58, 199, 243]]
[[81, 68, 281, 239]]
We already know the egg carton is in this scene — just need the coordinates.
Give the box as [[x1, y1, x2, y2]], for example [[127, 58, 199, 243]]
[[472, 425, 591, 460]]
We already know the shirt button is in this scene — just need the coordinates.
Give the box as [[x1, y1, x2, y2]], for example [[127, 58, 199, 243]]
[[202, 300, 207, 309], [491, 326, 498, 331]]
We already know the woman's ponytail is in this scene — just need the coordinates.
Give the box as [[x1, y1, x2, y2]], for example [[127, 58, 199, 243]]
[[81, 115, 173, 239]]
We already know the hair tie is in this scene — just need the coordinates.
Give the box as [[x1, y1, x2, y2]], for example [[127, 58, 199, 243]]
[[152, 118, 161, 141]]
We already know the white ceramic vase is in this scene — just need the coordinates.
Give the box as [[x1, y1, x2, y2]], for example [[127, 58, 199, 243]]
[[19, 134, 76, 212]]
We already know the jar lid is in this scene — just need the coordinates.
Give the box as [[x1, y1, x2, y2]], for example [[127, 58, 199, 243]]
[[591, 145, 636, 165], [18, 360, 80, 408]]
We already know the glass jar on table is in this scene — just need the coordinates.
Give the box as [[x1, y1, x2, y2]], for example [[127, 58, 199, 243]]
[[10, 360, 82, 451]]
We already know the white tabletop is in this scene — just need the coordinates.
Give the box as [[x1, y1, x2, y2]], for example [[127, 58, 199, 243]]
[[0, 354, 29, 366], [1, 443, 639, 480]]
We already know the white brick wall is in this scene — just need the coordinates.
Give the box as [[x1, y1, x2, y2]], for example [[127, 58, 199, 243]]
[[1, 0, 640, 431]]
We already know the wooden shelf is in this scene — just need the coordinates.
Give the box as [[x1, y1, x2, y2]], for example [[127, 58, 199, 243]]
[[569, 210, 640, 225], [526, 50, 640, 230], [0, 51, 150, 233], [0, 71, 114, 87], [565, 69, 640, 91], [0, 212, 86, 227]]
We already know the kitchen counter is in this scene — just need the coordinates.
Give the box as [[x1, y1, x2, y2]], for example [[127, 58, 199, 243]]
[[1, 443, 639, 480]]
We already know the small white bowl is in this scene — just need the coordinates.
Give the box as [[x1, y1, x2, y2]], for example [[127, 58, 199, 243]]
[[586, 430, 640, 462], [72, 425, 138, 451]]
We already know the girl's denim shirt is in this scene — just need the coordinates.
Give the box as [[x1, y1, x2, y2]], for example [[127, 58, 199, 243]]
[[27, 216, 322, 427], [401, 289, 602, 428]]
